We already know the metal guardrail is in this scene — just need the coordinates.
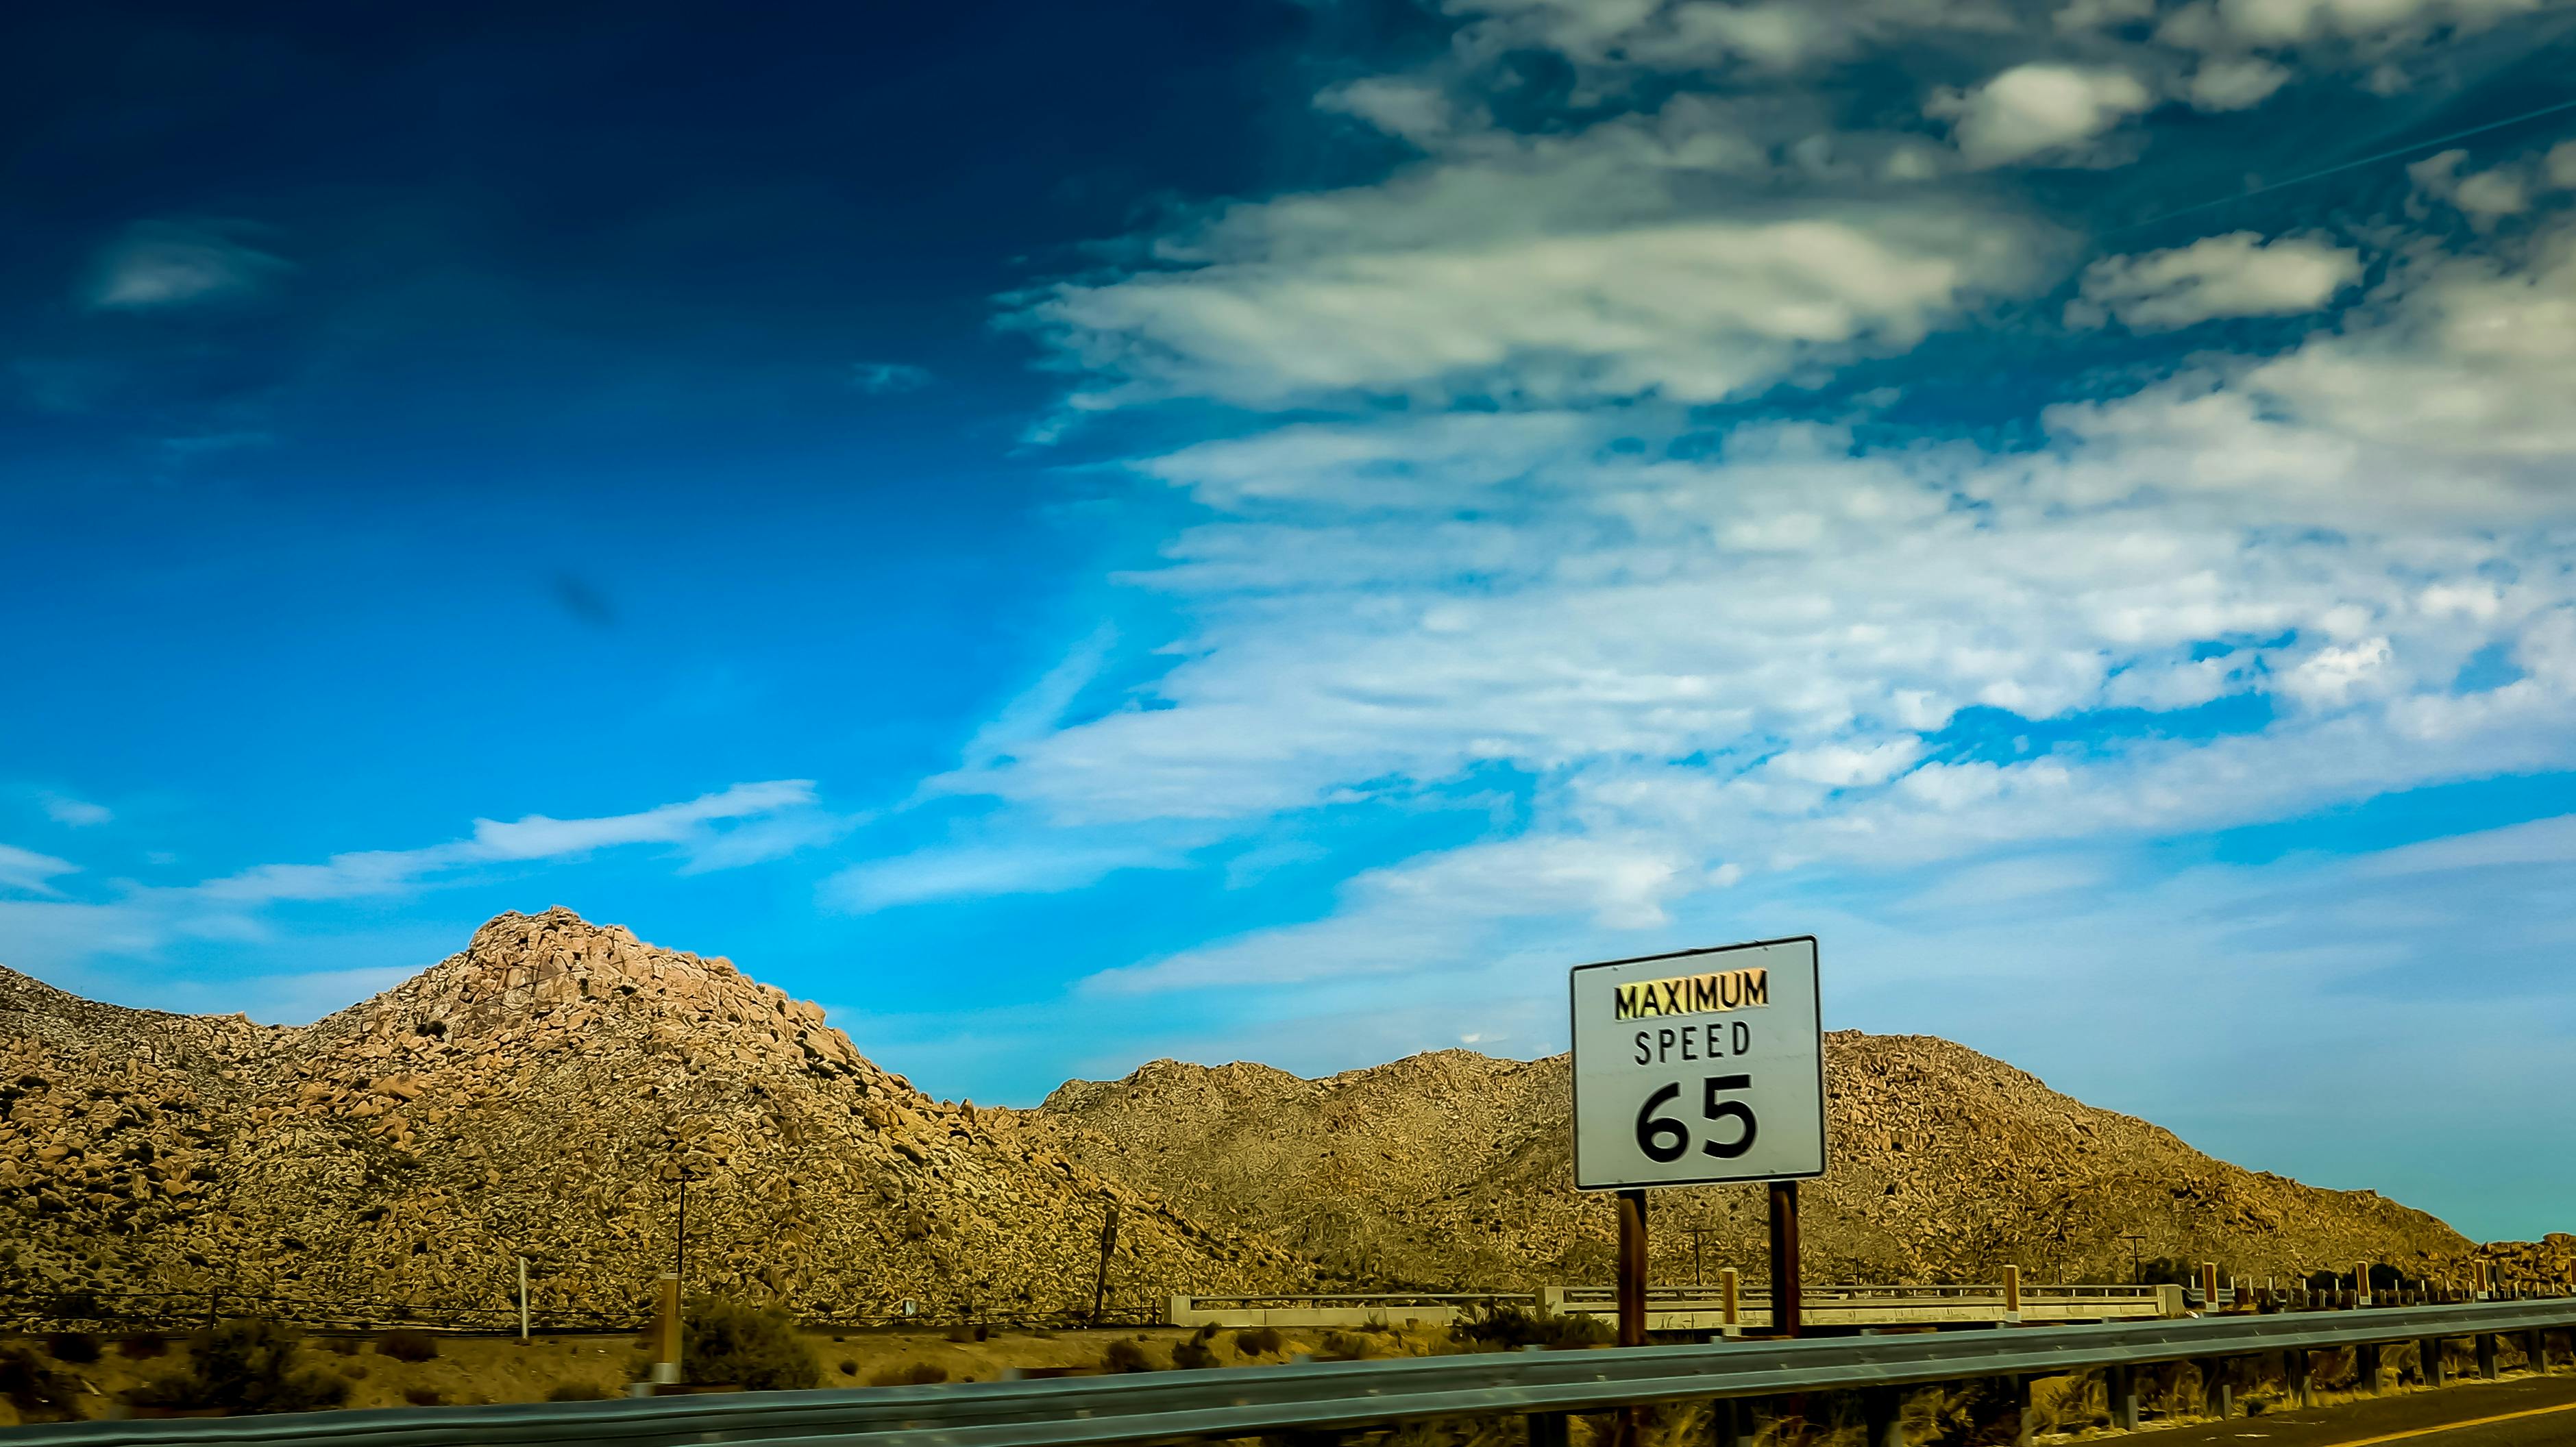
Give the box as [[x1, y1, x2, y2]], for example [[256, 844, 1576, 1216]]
[[16, 1298, 2576, 1447]]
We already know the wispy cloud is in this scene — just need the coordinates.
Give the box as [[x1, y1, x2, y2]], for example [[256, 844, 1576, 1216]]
[[196, 780, 824, 904], [38, 794, 112, 828], [84, 221, 291, 312], [0, 845, 79, 898], [0, 783, 839, 977], [823, 838, 1181, 913]]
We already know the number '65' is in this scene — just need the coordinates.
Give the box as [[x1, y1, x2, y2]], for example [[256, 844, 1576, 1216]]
[[1634, 1075, 1757, 1163]]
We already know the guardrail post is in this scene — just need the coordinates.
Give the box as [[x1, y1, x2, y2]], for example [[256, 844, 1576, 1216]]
[[1528, 1412, 1569, 1447], [2286, 1348, 2314, 1407], [2527, 1328, 2550, 1375], [1710, 1397, 1745, 1447], [2107, 1365, 2139, 1431], [2477, 1333, 2499, 1381], [2199, 1359, 2231, 1419], [2011, 1376, 2034, 1447], [1864, 1387, 1904, 1447], [2357, 1343, 2381, 1396], [2420, 1338, 2446, 1388]]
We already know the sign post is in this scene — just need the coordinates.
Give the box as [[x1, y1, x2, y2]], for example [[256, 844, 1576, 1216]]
[[1571, 937, 1826, 1339]]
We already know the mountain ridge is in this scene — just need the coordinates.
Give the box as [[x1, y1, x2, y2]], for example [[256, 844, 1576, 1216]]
[[0, 909, 2497, 1322], [1007, 1032, 2474, 1288]]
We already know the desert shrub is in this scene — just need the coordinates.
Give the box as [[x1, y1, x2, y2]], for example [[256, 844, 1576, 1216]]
[[125, 1319, 352, 1415], [45, 1331, 101, 1364], [1318, 1331, 1376, 1361], [1234, 1326, 1284, 1357], [681, 1296, 820, 1392], [320, 1336, 362, 1357], [404, 1386, 443, 1407], [1101, 1339, 1154, 1374], [838, 1359, 859, 1376], [46, 1289, 102, 1322], [1172, 1338, 1218, 1370], [869, 1361, 948, 1386], [376, 1329, 439, 1362], [1449, 1304, 1611, 1352], [945, 1323, 992, 1343], [119, 1331, 171, 1359], [547, 1381, 609, 1401], [1, 1346, 77, 1422]]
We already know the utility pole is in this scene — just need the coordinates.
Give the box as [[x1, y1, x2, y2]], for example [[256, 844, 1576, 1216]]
[[1091, 1200, 1120, 1325], [2120, 1233, 2148, 1285], [673, 1164, 701, 1290], [1682, 1224, 1720, 1287]]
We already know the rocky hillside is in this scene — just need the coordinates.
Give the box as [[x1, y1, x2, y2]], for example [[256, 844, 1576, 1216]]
[[0, 909, 1304, 1322], [0, 917, 2486, 1318], [1005, 1035, 2473, 1289]]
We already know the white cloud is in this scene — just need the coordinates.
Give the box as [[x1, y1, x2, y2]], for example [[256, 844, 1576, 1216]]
[[1318, 78, 1467, 146], [823, 841, 1184, 913], [1926, 64, 2155, 168], [0, 845, 79, 898], [2233, 218, 2576, 459], [192, 780, 820, 904], [0, 782, 842, 978], [38, 794, 112, 828], [85, 221, 289, 311], [1083, 834, 1686, 994], [2410, 148, 2541, 230], [2357, 812, 2576, 876], [852, 362, 933, 393], [941, 180, 2576, 1004], [2189, 0, 2552, 45], [2070, 232, 2364, 330], [2184, 57, 2292, 110], [1027, 196, 2057, 407]]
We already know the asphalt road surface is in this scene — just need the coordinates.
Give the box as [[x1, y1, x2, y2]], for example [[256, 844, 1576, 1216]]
[[2142, 1372, 2576, 1447]]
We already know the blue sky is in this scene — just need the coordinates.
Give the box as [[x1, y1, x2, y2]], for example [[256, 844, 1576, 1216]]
[[8, 0, 2576, 1241]]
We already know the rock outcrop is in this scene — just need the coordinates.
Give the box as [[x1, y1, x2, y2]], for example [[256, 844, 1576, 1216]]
[[1007, 1035, 2475, 1289], [0, 909, 1305, 1322]]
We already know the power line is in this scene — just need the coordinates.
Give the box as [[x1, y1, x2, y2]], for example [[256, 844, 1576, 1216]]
[[2105, 91, 2576, 238]]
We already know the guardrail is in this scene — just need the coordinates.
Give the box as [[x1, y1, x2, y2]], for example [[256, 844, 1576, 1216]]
[[1168, 1292, 1523, 1329], [1541, 1283, 2182, 1332], [18, 1297, 2576, 1447]]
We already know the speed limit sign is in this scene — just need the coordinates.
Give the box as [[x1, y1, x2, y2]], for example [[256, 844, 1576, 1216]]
[[1569, 937, 1826, 1191]]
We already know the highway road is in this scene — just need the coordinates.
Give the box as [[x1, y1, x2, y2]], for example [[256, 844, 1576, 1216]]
[[2146, 1374, 2576, 1447]]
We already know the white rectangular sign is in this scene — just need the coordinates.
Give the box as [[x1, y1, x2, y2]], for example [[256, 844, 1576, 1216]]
[[1569, 937, 1826, 1191]]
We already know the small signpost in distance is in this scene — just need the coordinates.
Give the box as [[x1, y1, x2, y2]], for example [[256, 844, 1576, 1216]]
[[1569, 936, 1827, 1346]]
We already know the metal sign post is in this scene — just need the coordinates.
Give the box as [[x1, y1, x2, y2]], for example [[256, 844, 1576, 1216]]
[[1570, 937, 1826, 1340], [1768, 1180, 1801, 1337], [1616, 1190, 1648, 1347]]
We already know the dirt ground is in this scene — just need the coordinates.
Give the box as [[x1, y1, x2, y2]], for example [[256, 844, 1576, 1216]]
[[0, 1321, 1454, 1424]]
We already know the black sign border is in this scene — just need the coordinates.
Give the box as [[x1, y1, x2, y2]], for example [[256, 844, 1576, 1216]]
[[1567, 935, 1828, 1192]]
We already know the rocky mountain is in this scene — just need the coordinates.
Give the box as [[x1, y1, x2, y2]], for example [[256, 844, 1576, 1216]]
[[0, 908, 1303, 1323], [1007, 1035, 2474, 1289], [0, 915, 2491, 1322]]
